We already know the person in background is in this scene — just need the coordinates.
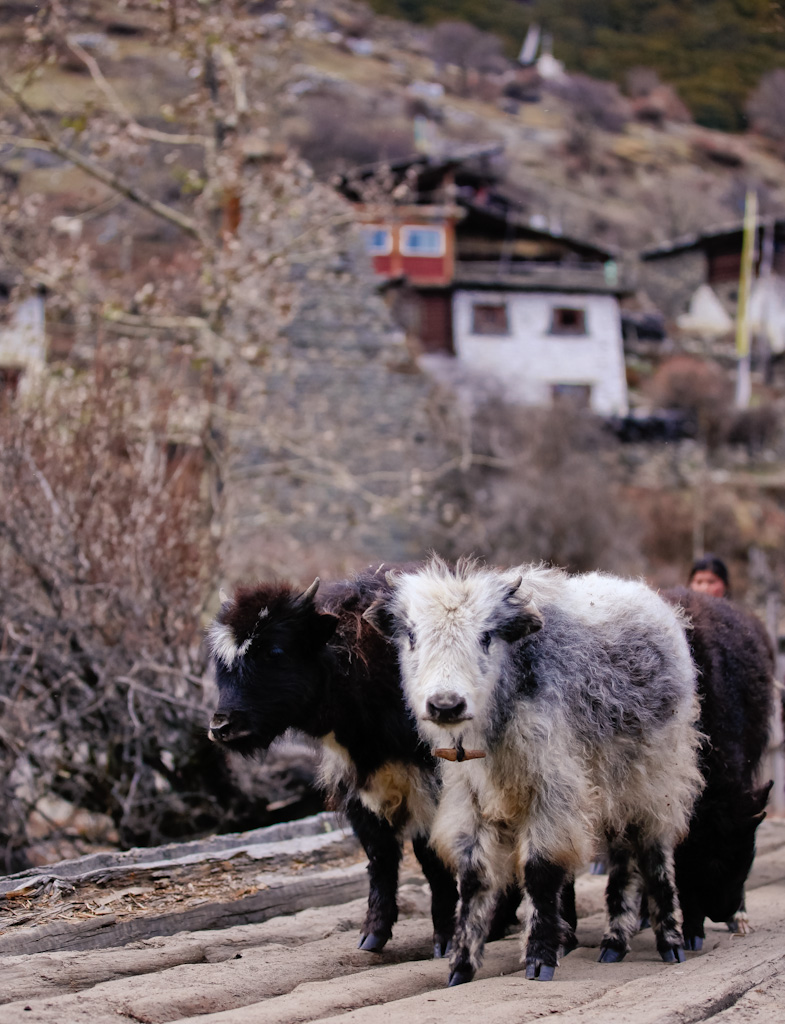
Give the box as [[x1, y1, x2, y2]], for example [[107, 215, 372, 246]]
[[688, 554, 730, 599]]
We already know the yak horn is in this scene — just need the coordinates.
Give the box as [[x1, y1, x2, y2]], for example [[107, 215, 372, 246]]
[[507, 575, 523, 595], [385, 570, 400, 587], [300, 577, 321, 604], [219, 588, 230, 606]]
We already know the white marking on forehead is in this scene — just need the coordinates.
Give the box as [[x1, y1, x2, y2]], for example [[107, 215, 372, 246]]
[[207, 621, 240, 668], [258, 607, 269, 619]]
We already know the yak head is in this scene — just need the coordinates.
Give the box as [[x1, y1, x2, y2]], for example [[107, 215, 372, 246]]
[[676, 780, 772, 924], [207, 578, 338, 756], [363, 557, 542, 750]]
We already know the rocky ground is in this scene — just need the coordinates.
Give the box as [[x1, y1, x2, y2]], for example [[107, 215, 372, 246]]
[[0, 814, 784, 1023]]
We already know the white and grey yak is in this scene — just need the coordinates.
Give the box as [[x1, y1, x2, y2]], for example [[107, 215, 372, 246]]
[[364, 558, 704, 986]]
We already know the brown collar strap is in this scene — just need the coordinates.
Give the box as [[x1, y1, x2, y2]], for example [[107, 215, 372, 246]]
[[434, 746, 486, 762]]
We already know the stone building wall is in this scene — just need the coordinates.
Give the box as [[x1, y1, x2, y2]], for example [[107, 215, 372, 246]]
[[215, 166, 455, 585]]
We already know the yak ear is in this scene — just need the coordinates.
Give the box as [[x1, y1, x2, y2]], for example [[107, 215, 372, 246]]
[[751, 779, 774, 816], [500, 601, 543, 643], [362, 598, 397, 639], [313, 611, 339, 647]]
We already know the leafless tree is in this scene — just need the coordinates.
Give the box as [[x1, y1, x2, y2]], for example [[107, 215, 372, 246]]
[[0, 0, 412, 864], [746, 69, 785, 152], [431, 21, 506, 96], [552, 74, 631, 133], [625, 66, 662, 99]]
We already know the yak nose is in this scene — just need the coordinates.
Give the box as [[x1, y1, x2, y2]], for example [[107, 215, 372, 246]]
[[425, 692, 469, 724], [209, 712, 232, 741]]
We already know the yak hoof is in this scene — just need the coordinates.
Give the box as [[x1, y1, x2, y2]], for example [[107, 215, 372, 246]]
[[561, 934, 579, 957], [525, 959, 556, 981], [448, 966, 475, 987], [683, 935, 703, 951], [661, 946, 686, 964], [727, 914, 750, 935], [358, 932, 388, 953], [598, 945, 626, 964], [589, 860, 607, 876], [433, 939, 452, 959]]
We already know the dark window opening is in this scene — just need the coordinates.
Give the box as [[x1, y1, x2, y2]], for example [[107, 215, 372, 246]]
[[551, 383, 591, 408], [551, 306, 586, 335], [0, 366, 23, 400], [472, 303, 509, 336]]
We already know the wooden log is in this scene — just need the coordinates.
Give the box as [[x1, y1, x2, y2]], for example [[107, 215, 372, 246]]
[[0, 812, 344, 896], [0, 863, 369, 956], [0, 813, 353, 904]]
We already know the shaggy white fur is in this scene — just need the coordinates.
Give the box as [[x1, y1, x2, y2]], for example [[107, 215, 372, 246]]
[[370, 557, 703, 984]]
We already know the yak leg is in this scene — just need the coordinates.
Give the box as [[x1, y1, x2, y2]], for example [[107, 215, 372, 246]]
[[487, 883, 523, 941], [412, 833, 459, 958], [727, 889, 750, 936], [599, 831, 643, 963], [678, 878, 705, 951], [631, 830, 686, 964], [522, 854, 572, 980], [447, 833, 509, 987], [560, 873, 579, 952], [345, 797, 402, 953]]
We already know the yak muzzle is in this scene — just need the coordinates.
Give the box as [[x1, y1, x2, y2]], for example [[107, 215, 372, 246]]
[[208, 711, 251, 744], [424, 692, 472, 726]]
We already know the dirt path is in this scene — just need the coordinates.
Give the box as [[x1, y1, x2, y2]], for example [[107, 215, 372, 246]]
[[1, 820, 784, 1024]]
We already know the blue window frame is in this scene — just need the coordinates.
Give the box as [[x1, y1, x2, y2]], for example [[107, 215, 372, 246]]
[[362, 226, 392, 255], [400, 225, 445, 257]]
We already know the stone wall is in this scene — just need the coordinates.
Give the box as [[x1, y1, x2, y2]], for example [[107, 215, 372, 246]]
[[215, 166, 455, 585]]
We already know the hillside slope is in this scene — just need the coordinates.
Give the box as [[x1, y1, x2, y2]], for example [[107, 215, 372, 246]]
[[366, 0, 785, 130]]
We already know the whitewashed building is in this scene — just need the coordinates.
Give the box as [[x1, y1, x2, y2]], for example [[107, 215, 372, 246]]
[[452, 282, 628, 416], [340, 148, 629, 415]]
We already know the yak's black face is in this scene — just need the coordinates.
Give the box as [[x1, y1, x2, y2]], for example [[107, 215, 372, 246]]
[[207, 580, 338, 756], [676, 782, 771, 922]]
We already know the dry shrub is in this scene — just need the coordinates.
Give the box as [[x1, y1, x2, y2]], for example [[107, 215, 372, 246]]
[[430, 21, 507, 95], [0, 355, 313, 869], [552, 74, 631, 133], [726, 404, 782, 455], [635, 489, 695, 574], [295, 94, 413, 178], [432, 389, 640, 575], [644, 355, 733, 449]]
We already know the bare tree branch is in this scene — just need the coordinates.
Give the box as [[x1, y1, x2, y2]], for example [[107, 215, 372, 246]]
[[0, 74, 207, 243], [65, 37, 212, 149]]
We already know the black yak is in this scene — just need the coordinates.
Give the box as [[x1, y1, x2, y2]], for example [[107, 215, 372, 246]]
[[206, 568, 460, 956], [663, 588, 774, 949]]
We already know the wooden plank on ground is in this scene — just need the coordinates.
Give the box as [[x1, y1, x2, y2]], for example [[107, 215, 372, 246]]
[[0, 863, 368, 956]]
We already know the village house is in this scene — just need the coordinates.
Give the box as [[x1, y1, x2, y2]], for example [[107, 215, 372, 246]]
[[640, 217, 785, 351], [338, 147, 629, 416]]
